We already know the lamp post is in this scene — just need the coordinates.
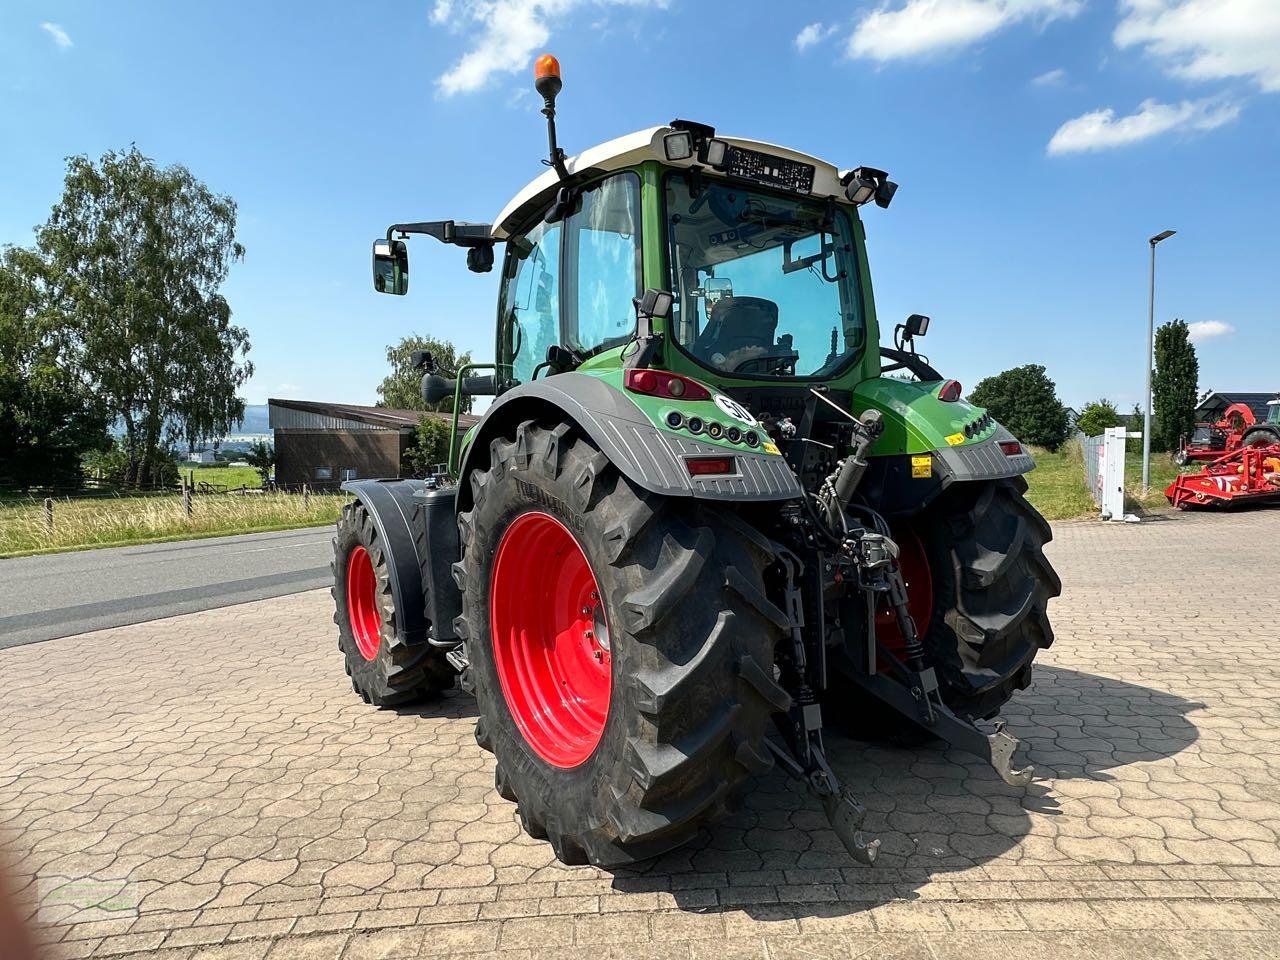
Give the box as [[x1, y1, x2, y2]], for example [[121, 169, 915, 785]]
[[1143, 229, 1176, 493]]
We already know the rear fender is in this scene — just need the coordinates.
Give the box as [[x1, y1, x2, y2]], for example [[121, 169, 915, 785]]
[[454, 373, 801, 514], [341, 479, 462, 645]]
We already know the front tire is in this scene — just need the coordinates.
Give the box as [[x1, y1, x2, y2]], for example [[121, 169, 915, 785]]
[[454, 421, 791, 867], [332, 502, 455, 706]]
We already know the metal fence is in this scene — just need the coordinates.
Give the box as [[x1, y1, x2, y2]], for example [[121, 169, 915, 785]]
[[1082, 433, 1104, 509], [1081, 427, 1134, 521]]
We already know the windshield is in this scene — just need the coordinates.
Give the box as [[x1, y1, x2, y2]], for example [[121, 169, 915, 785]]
[[665, 173, 864, 378]]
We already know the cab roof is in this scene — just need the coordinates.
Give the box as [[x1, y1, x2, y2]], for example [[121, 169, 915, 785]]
[[491, 125, 847, 239]]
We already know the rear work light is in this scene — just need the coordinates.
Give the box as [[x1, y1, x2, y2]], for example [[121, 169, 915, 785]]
[[685, 456, 735, 476], [999, 440, 1023, 457], [624, 368, 712, 402]]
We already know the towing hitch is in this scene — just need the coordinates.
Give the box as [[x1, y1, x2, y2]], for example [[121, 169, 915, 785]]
[[764, 737, 880, 864], [847, 528, 1035, 787]]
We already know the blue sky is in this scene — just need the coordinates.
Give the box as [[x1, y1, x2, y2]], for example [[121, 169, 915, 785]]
[[2, 1, 1277, 412]]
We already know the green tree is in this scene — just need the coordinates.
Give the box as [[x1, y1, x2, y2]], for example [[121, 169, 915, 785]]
[[968, 364, 1071, 450], [35, 146, 252, 487], [1152, 319, 1199, 453], [244, 440, 275, 485], [404, 415, 454, 478], [0, 247, 110, 488], [376, 335, 472, 414], [1076, 398, 1123, 437]]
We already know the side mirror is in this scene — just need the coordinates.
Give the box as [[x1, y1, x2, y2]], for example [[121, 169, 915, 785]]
[[422, 373, 498, 405], [635, 287, 674, 320], [905, 314, 930, 338], [372, 239, 408, 295]]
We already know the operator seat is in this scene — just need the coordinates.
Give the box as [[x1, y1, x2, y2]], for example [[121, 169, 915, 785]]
[[696, 296, 779, 361]]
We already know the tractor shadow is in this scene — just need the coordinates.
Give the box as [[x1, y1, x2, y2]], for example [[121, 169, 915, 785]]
[[391, 687, 479, 720], [609, 664, 1205, 917]]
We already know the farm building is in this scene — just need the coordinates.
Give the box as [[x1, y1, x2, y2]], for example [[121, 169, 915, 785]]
[[1195, 391, 1278, 423], [268, 399, 478, 490]]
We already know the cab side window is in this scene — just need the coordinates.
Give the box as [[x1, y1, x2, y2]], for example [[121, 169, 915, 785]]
[[564, 173, 641, 357], [496, 172, 640, 386], [498, 218, 561, 386]]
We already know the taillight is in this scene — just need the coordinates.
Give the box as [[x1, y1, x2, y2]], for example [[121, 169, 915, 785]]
[[999, 440, 1023, 457], [685, 456, 735, 476], [624, 368, 712, 402], [938, 380, 963, 402]]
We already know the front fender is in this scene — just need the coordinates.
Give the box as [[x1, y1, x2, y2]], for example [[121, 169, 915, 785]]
[[454, 373, 801, 514], [341, 478, 465, 646]]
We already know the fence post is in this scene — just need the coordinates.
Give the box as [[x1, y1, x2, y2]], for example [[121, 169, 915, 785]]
[[302, 483, 309, 507], [183, 477, 193, 517], [44, 498, 54, 534]]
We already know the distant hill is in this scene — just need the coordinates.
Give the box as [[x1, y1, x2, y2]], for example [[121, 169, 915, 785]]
[[232, 404, 272, 436], [108, 403, 273, 441]]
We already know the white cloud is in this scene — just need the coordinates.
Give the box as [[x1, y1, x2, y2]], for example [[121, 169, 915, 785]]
[[1032, 67, 1067, 85], [40, 21, 72, 49], [1115, 0, 1280, 93], [795, 22, 836, 52], [1046, 96, 1241, 154], [847, 0, 1082, 62], [1187, 320, 1235, 343], [434, 0, 666, 97]]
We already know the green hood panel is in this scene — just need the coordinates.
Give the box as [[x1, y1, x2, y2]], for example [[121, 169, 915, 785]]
[[854, 378, 996, 456]]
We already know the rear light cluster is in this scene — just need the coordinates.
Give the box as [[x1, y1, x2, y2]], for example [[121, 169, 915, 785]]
[[624, 368, 712, 401], [665, 410, 760, 448], [999, 440, 1024, 457], [685, 456, 736, 476], [963, 412, 994, 438]]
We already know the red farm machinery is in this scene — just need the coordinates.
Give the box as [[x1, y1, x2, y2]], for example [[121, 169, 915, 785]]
[[1175, 399, 1280, 465], [1166, 442, 1280, 510]]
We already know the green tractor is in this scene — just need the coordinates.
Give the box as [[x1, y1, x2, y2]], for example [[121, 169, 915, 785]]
[[333, 54, 1060, 867]]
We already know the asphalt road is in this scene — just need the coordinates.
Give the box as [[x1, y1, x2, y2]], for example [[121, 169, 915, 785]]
[[0, 526, 335, 650]]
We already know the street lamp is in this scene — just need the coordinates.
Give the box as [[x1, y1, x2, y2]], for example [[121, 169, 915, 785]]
[[1143, 229, 1176, 493]]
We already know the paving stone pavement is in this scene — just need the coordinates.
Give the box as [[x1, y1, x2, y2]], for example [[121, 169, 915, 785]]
[[2, 509, 1279, 959]]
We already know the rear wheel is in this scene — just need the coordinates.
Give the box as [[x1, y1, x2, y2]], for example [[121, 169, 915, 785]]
[[830, 476, 1060, 731], [911, 476, 1061, 720], [332, 502, 455, 706], [455, 421, 791, 867]]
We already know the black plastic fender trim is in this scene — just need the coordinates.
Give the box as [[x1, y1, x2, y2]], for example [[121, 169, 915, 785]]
[[340, 478, 431, 646], [454, 373, 802, 513]]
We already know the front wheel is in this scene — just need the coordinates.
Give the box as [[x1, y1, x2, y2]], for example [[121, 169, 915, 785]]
[[454, 421, 791, 867], [331, 502, 455, 706]]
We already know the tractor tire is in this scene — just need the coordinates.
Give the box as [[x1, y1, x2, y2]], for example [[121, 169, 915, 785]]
[[914, 475, 1061, 721], [1241, 426, 1280, 449], [454, 420, 791, 867], [332, 501, 456, 706], [828, 475, 1060, 734]]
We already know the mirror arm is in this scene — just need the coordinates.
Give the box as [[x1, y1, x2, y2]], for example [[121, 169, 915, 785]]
[[386, 221, 494, 248]]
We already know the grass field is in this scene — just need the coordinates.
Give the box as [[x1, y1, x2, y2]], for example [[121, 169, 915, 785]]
[[0, 491, 344, 558], [1024, 439, 1183, 521], [181, 464, 264, 490], [0, 439, 1185, 556]]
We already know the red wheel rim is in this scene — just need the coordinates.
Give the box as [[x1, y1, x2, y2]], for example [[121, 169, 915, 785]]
[[489, 511, 612, 769], [875, 528, 933, 658], [346, 545, 381, 661]]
